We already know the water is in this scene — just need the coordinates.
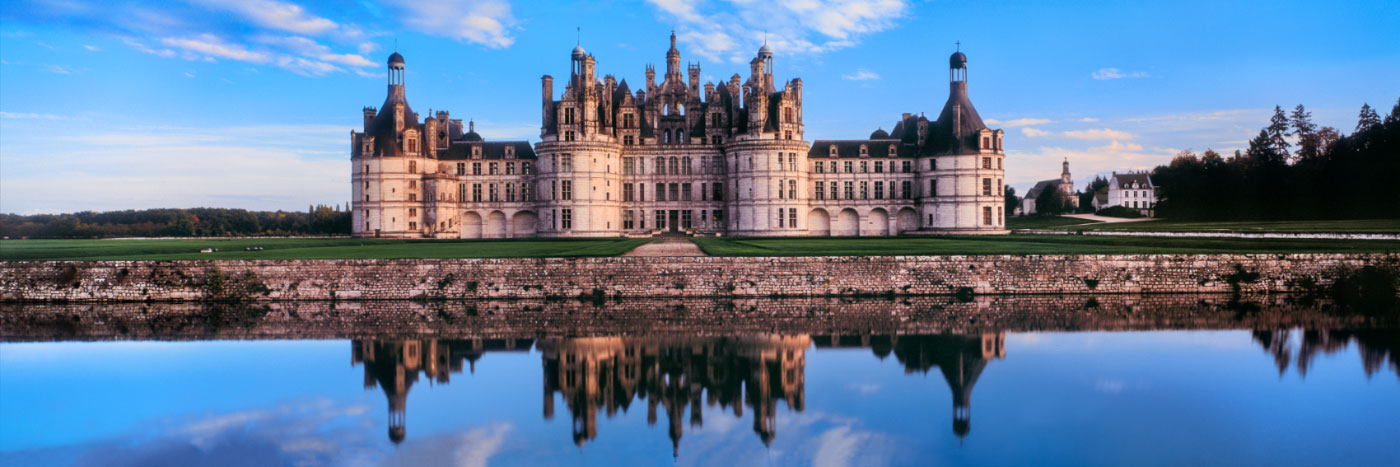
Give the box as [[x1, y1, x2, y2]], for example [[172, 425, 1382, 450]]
[[2, 297, 1398, 466]]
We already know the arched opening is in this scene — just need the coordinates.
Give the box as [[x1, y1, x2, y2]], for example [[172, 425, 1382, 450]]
[[896, 207, 919, 233], [808, 209, 831, 236], [486, 210, 507, 238], [512, 211, 538, 238], [836, 208, 860, 236], [460, 212, 483, 239], [867, 208, 890, 236]]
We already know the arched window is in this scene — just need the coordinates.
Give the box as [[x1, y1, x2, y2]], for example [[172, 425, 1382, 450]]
[[669, 157, 679, 175], [664, 130, 671, 144], [682, 156, 692, 175]]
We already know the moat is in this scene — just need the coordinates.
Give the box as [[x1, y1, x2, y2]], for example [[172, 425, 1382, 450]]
[[2, 297, 1397, 465]]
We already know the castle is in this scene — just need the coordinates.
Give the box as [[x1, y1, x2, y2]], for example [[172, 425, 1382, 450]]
[[351, 34, 1008, 238]]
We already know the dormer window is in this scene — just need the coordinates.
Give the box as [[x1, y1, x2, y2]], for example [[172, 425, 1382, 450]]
[[888, 145, 897, 156], [859, 145, 868, 156], [471, 146, 481, 159], [505, 146, 515, 158], [828, 145, 837, 157]]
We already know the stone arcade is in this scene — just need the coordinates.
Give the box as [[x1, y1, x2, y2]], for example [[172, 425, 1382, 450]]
[[351, 35, 1008, 238]]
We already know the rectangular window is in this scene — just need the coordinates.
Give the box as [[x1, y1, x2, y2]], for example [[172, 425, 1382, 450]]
[[488, 183, 498, 202], [815, 162, 824, 174], [681, 183, 692, 201], [844, 161, 853, 173], [623, 158, 634, 175], [983, 157, 992, 169], [712, 182, 723, 201], [860, 181, 869, 199], [655, 210, 666, 229], [562, 209, 572, 229], [561, 180, 572, 200], [561, 155, 573, 172], [712, 157, 723, 173], [409, 161, 417, 173], [874, 181, 885, 200], [458, 183, 466, 201], [875, 161, 884, 173], [506, 162, 516, 175], [983, 206, 993, 225], [814, 181, 825, 200], [655, 183, 666, 201], [902, 161, 912, 173], [669, 183, 679, 201], [902, 181, 913, 199], [788, 208, 797, 229], [682, 210, 692, 229], [408, 193, 417, 202], [929, 179, 938, 197], [489, 162, 499, 175], [624, 135, 634, 145], [982, 178, 992, 196], [860, 161, 868, 173], [472, 162, 482, 175], [472, 183, 482, 202], [522, 183, 532, 201], [523, 162, 532, 174], [506, 183, 516, 202], [778, 179, 785, 199], [844, 181, 854, 200], [456, 163, 466, 175], [623, 211, 634, 230], [638, 183, 646, 202], [550, 181, 557, 200], [409, 221, 417, 230], [623, 183, 634, 201], [408, 207, 417, 217], [789, 180, 796, 199], [831, 181, 840, 200]]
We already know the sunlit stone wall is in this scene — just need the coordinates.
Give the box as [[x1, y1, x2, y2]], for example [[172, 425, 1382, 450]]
[[1, 254, 1394, 302]]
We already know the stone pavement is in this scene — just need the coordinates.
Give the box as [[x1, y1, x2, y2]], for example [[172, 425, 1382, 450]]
[[622, 235, 708, 256]]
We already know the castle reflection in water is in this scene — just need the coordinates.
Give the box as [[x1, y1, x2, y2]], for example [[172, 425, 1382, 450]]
[[353, 330, 1396, 450]]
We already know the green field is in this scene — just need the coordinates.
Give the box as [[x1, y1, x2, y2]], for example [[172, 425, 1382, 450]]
[[691, 235, 1400, 256], [1006, 216, 1102, 230], [1072, 218, 1400, 233], [0, 237, 652, 261]]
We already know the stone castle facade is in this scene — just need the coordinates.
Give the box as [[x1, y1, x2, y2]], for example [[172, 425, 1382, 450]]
[[351, 34, 1007, 238]]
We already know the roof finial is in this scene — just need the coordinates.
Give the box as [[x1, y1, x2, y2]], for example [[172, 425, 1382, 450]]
[[576, 26, 581, 45], [764, 30, 768, 45], [470, 119, 475, 132], [394, 38, 398, 52], [955, 40, 960, 52]]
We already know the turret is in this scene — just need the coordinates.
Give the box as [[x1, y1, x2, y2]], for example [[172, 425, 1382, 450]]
[[666, 31, 680, 76]]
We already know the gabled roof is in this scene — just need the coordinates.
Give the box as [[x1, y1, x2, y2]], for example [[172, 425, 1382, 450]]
[[1111, 172, 1154, 188], [1024, 179, 1064, 200]]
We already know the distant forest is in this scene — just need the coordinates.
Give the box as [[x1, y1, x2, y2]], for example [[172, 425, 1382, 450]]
[[1150, 99, 1400, 220], [0, 205, 351, 238], [1028, 99, 1400, 221]]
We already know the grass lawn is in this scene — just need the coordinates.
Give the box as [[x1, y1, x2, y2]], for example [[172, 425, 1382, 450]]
[[1006, 216, 1102, 230], [0, 237, 653, 261], [691, 235, 1400, 256], [1073, 218, 1400, 233]]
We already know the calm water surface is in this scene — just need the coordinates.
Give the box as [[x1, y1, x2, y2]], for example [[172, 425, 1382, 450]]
[[1, 299, 1398, 466]]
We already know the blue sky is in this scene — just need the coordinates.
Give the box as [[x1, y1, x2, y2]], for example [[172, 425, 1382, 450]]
[[1, 0, 1396, 213]]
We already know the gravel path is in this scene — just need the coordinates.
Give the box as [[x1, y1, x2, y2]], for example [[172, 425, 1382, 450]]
[[622, 236, 707, 256]]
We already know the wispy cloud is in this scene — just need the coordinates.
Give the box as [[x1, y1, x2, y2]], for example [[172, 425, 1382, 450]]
[[0, 118, 348, 213], [1021, 127, 1050, 137], [1092, 67, 1149, 80], [842, 70, 880, 81], [0, 111, 62, 120], [987, 117, 1051, 127], [1063, 128, 1135, 140], [645, 0, 910, 63], [1078, 117, 1099, 122], [190, 0, 338, 36], [384, 0, 518, 48], [82, 44, 101, 51]]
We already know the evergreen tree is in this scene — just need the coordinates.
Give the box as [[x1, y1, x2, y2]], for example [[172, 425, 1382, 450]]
[[1356, 103, 1382, 133], [1387, 97, 1400, 126], [1266, 105, 1292, 158], [1290, 104, 1320, 161], [1003, 186, 1018, 217], [1246, 129, 1283, 165]]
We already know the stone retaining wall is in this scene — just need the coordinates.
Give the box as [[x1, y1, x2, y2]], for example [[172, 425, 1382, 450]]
[[1, 254, 1396, 302]]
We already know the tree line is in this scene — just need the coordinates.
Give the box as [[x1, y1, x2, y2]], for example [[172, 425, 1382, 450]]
[[1153, 99, 1399, 220], [0, 205, 351, 238], [1009, 98, 1400, 220]]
